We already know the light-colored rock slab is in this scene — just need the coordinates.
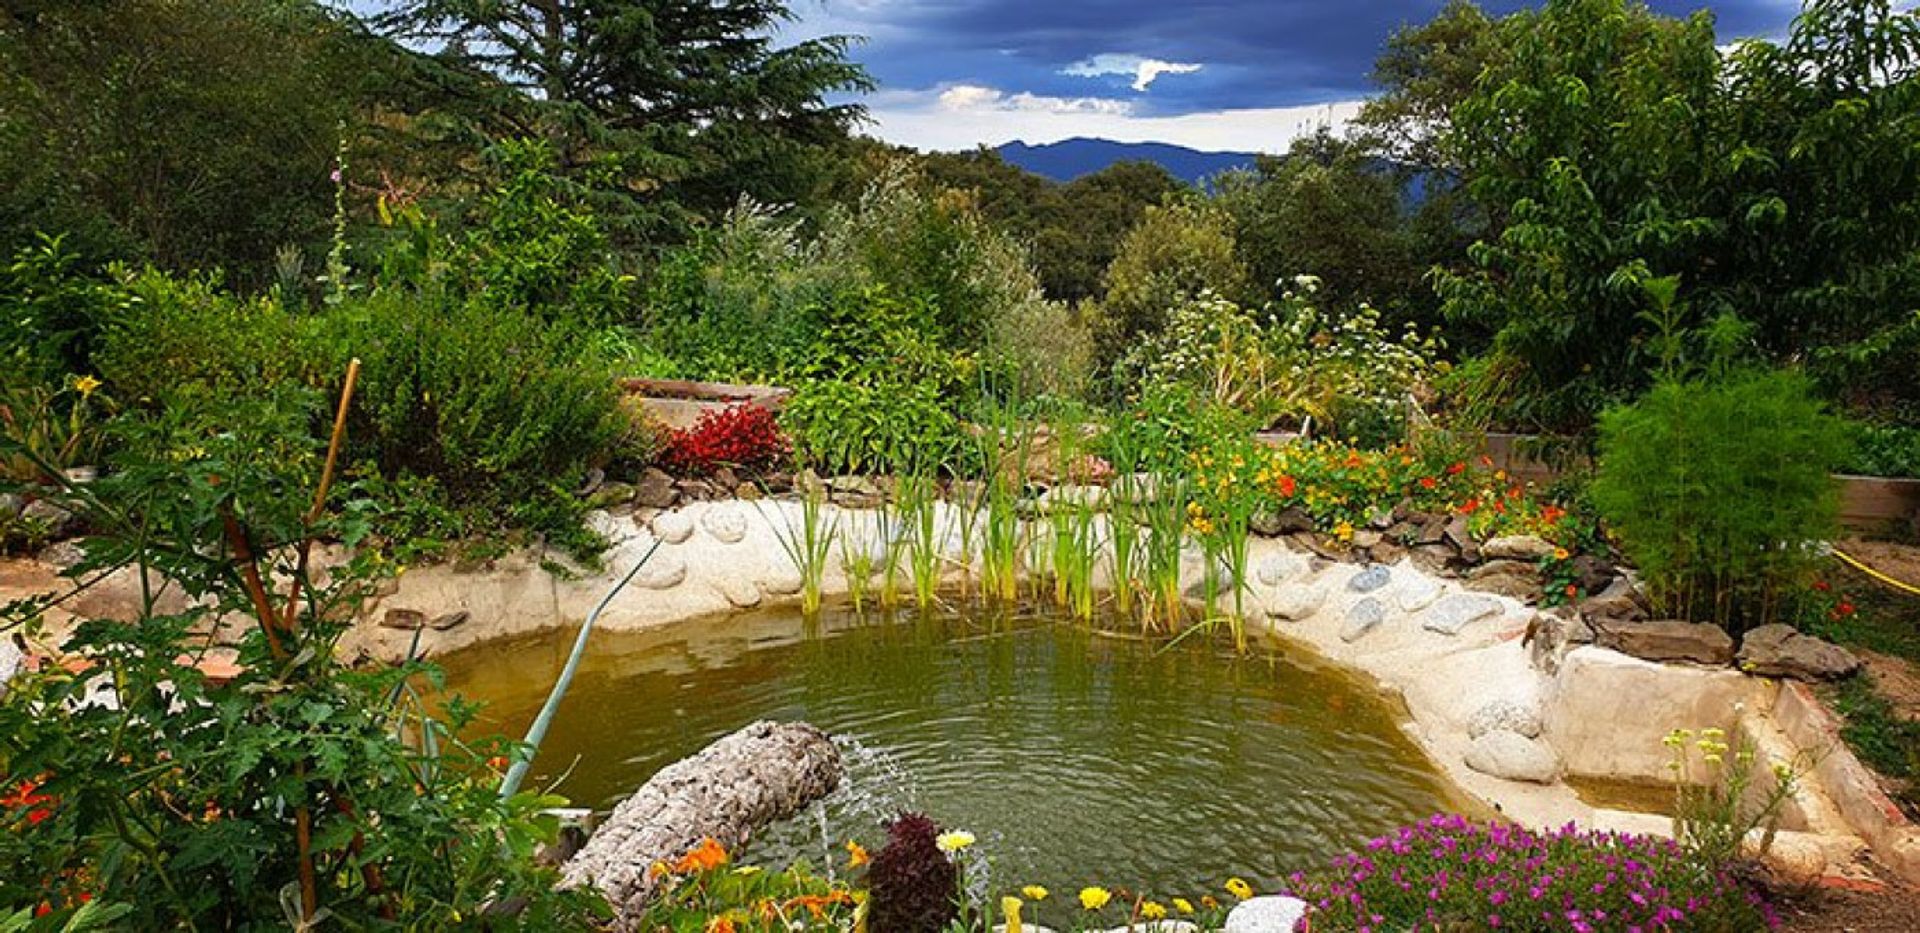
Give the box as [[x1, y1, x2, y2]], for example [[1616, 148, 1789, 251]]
[[1467, 698, 1544, 740], [758, 568, 805, 597], [1224, 895, 1309, 933], [1483, 534, 1556, 561], [1395, 575, 1443, 612], [1423, 594, 1501, 636], [1347, 563, 1391, 593], [650, 511, 694, 545], [1263, 584, 1328, 622], [701, 503, 750, 544], [1340, 597, 1386, 642], [634, 555, 688, 590], [1255, 552, 1307, 587], [1464, 731, 1563, 784], [716, 576, 762, 608]]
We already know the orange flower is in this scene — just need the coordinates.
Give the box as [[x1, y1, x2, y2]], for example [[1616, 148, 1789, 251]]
[[1564, 584, 1579, 599], [1418, 476, 1437, 490], [1446, 461, 1466, 475], [1276, 474, 1298, 497], [786, 891, 856, 919], [1459, 498, 1481, 515], [705, 917, 737, 933], [673, 837, 729, 874]]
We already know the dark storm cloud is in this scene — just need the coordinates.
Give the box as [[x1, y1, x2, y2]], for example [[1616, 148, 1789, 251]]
[[817, 0, 1803, 112]]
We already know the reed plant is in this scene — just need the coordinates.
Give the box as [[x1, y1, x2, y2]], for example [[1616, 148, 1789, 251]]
[[761, 485, 837, 616], [948, 476, 984, 599], [897, 467, 944, 611], [977, 404, 1032, 605], [1139, 475, 1188, 632], [1101, 422, 1147, 623], [838, 515, 879, 613], [876, 481, 908, 609]]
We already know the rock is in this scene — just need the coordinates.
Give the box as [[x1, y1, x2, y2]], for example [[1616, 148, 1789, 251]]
[[1347, 563, 1392, 593], [675, 478, 716, 502], [1351, 529, 1383, 550], [829, 475, 885, 509], [1465, 559, 1543, 601], [1340, 597, 1387, 642], [1416, 515, 1448, 545], [650, 511, 695, 545], [758, 568, 805, 597], [1524, 610, 1595, 674], [1483, 534, 1556, 561], [1423, 594, 1502, 636], [1408, 543, 1455, 575], [1248, 510, 1283, 537], [36, 539, 85, 570], [634, 556, 688, 590], [701, 503, 750, 544], [1395, 576, 1444, 612], [427, 610, 470, 631], [1467, 699, 1544, 740], [1578, 578, 1649, 623], [381, 608, 426, 630], [1368, 508, 1395, 530], [575, 467, 606, 497], [1464, 731, 1563, 784], [1569, 554, 1617, 593], [716, 577, 762, 609], [1223, 895, 1309, 933], [1288, 531, 1345, 561], [761, 471, 794, 495], [735, 483, 761, 501], [1737, 624, 1862, 681], [794, 469, 826, 498], [0, 492, 20, 519], [1595, 618, 1734, 666], [1255, 553, 1307, 587], [1368, 539, 1407, 565], [585, 482, 635, 511], [634, 468, 678, 509], [1272, 506, 1314, 535], [711, 466, 739, 494], [1264, 584, 1328, 622], [22, 499, 79, 538], [1443, 514, 1474, 551], [561, 722, 842, 923]]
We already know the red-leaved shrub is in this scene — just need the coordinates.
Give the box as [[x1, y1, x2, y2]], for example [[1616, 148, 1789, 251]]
[[660, 403, 789, 475]]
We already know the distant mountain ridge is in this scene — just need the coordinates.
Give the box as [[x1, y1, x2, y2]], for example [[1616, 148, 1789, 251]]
[[995, 138, 1260, 184]]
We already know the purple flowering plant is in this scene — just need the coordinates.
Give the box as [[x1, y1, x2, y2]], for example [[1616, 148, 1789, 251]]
[[1281, 814, 1776, 932]]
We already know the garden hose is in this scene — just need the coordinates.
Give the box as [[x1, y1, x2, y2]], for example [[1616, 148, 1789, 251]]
[[1831, 546, 1920, 598]]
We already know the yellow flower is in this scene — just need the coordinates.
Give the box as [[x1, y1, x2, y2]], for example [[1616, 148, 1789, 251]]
[[1021, 885, 1049, 901], [1333, 521, 1355, 543], [1001, 896, 1024, 933], [1079, 887, 1112, 911], [731, 865, 762, 876], [1552, 547, 1570, 561], [1172, 898, 1195, 915], [935, 830, 976, 853], [72, 375, 102, 398], [1141, 901, 1168, 920], [846, 840, 869, 869], [1225, 877, 1254, 900]]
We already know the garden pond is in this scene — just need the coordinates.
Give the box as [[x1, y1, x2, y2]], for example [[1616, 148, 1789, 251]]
[[437, 605, 1468, 896]]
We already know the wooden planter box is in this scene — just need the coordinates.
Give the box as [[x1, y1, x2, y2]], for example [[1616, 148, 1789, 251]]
[[617, 378, 791, 431], [1835, 474, 1920, 531]]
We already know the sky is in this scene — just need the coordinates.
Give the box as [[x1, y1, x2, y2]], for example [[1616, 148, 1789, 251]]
[[777, 0, 1809, 153]]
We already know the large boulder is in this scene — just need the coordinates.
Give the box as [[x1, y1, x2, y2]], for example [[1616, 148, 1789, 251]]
[[1264, 584, 1329, 622], [1578, 577, 1649, 623], [1594, 618, 1734, 666], [1737, 624, 1862, 681]]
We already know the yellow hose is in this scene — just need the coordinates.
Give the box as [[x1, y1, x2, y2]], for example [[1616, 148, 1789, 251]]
[[1832, 546, 1920, 597]]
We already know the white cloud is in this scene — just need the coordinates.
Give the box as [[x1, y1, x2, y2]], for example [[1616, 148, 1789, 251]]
[[1062, 53, 1204, 91], [865, 84, 1363, 154]]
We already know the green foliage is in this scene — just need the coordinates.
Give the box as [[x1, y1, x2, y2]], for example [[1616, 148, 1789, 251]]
[[1590, 369, 1851, 632], [0, 393, 605, 928], [0, 237, 126, 389], [1093, 198, 1253, 385], [1844, 422, 1920, 479], [1825, 676, 1920, 810]]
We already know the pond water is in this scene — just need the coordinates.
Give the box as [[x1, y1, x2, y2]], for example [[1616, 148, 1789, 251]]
[[437, 605, 1464, 897]]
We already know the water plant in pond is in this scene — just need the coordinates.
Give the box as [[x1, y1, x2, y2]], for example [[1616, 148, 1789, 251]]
[[838, 514, 879, 613], [897, 468, 944, 611], [762, 485, 837, 616], [1139, 476, 1189, 631], [948, 478, 985, 599]]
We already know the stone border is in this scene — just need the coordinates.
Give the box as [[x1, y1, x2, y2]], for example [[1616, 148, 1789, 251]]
[[6, 496, 1908, 886]]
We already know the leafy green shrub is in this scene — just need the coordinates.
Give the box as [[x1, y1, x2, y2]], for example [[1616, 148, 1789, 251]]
[[1844, 422, 1920, 479], [1093, 198, 1252, 384], [93, 268, 321, 401], [1591, 369, 1850, 632], [0, 235, 125, 389]]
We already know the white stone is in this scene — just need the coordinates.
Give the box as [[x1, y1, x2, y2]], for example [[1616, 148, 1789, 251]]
[[1466, 698, 1544, 740], [1347, 563, 1392, 592], [1423, 594, 1501, 636], [0, 635, 21, 699], [1255, 552, 1307, 587], [1340, 597, 1387, 642], [1224, 896, 1309, 933], [634, 555, 688, 590], [701, 503, 750, 544], [758, 568, 805, 597], [715, 576, 762, 609], [650, 511, 694, 545], [1395, 576, 1443, 612], [1263, 584, 1328, 622], [1464, 731, 1562, 784]]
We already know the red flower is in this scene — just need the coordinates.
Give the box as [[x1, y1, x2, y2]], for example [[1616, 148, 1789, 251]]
[[1418, 476, 1437, 490], [1564, 584, 1579, 599], [1277, 475, 1298, 497], [1812, 580, 1831, 592], [2, 778, 55, 826], [1459, 498, 1481, 515], [1838, 602, 1856, 617], [660, 403, 789, 476], [1446, 462, 1466, 475]]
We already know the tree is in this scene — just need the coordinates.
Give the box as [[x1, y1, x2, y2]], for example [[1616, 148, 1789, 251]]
[[1092, 197, 1253, 384], [0, 0, 381, 281], [1355, 0, 1502, 171], [373, 0, 872, 241]]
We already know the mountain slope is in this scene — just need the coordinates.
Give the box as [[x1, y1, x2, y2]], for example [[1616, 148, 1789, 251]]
[[996, 138, 1259, 184]]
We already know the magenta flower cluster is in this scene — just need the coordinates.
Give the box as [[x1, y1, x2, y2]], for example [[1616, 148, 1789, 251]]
[[1281, 814, 1777, 932]]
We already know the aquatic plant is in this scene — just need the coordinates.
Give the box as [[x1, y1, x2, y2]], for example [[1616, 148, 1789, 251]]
[[762, 485, 837, 616], [979, 411, 1032, 605], [838, 515, 878, 613], [1139, 475, 1188, 632], [898, 467, 944, 611]]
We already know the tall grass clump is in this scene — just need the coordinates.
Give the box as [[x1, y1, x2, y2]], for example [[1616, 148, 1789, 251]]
[[978, 405, 1032, 605], [1590, 368, 1848, 633], [1140, 476, 1188, 632], [839, 515, 880, 613], [897, 466, 944, 611]]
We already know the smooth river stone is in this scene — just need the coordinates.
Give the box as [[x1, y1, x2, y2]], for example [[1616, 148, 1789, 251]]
[[634, 555, 688, 590], [650, 511, 695, 544], [1346, 563, 1392, 593], [1395, 575, 1443, 612], [1463, 731, 1563, 784], [1340, 597, 1387, 642], [758, 568, 805, 597], [1263, 584, 1328, 622], [701, 503, 750, 544], [1423, 594, 1501, 636], [716, 576, 762, 609], [1255, 552, 1307, 587], [1224, 896, 1310, 933]]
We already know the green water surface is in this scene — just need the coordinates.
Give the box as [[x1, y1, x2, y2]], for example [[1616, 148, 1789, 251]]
[[436, 605, 1461, 898]]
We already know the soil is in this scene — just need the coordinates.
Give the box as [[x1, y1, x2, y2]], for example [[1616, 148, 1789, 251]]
[[1861, 650, 1920, 722], [1775, 879, 1920, 931]]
